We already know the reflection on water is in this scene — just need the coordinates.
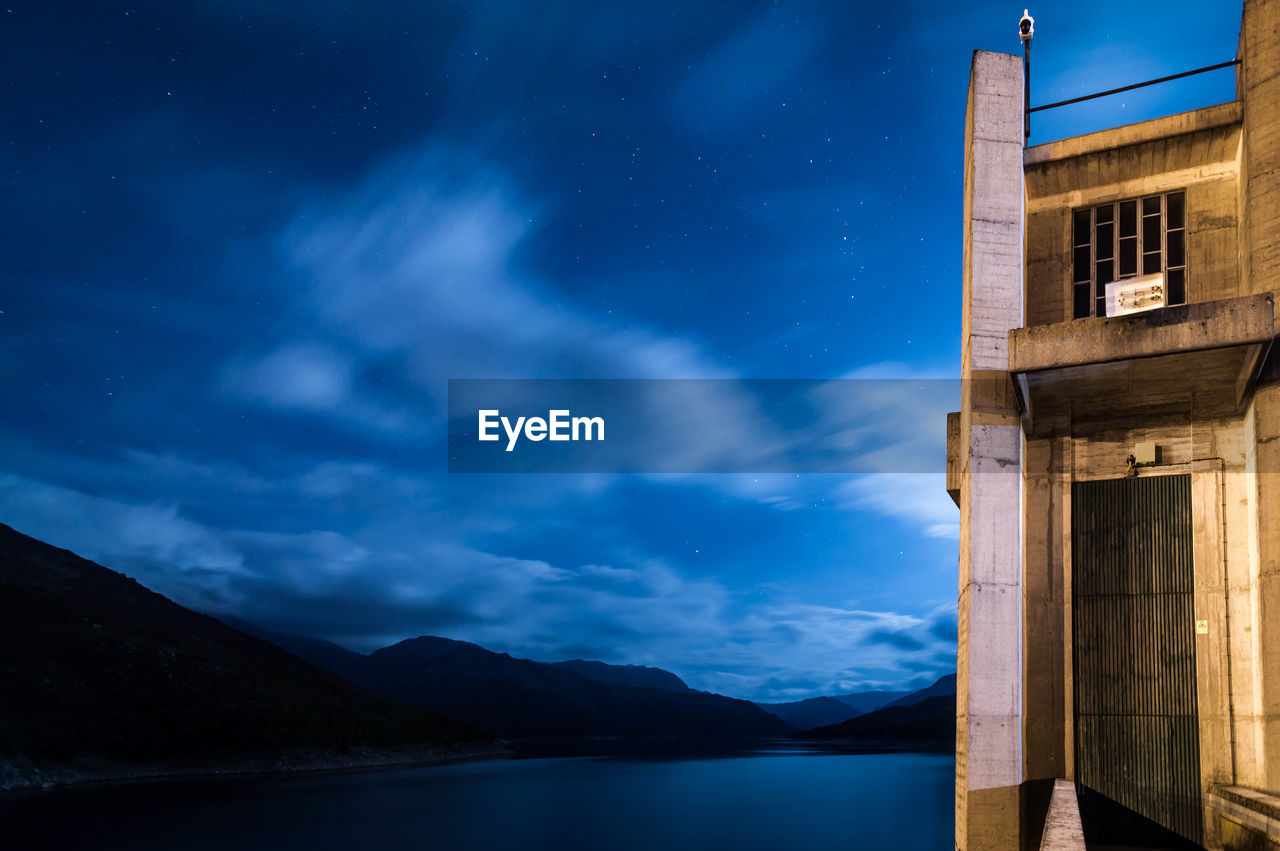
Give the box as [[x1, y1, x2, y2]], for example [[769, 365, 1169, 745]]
[[3, 742, 954, 850]]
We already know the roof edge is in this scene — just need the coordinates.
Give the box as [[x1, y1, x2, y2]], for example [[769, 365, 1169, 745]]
[[1024, 100, 1242, 166]]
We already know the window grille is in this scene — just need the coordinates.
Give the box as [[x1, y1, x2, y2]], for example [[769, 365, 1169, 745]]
[[1072, 190, 1186, 319]]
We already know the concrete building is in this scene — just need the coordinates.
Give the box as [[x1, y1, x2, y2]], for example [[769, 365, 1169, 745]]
[[949, 2, 1280, 848]]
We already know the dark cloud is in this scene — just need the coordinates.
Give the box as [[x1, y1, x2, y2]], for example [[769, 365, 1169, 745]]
[[867, 629, 926, 652], [928, 614, 959, 643]]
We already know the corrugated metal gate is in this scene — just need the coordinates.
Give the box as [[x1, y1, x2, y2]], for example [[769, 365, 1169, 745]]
[[1072, 474, 1202, 847]]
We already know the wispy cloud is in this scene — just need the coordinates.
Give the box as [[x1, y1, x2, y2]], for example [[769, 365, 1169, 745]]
[[0, 473, 248, 612], [838, 473, 959, 540], [0, 467, 952, 702], [219, 145, 735, 443]]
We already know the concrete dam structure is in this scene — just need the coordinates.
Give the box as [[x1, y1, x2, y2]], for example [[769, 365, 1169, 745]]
[[950, 2, 1280, 848]]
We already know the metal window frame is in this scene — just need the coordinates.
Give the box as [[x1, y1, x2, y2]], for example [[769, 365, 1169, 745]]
[[1071, 190, 1187, 320]]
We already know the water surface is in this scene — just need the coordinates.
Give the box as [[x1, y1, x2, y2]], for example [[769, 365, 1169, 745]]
[[4, 745, 954, 850]]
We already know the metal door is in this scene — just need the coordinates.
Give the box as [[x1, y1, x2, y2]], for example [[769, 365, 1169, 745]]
[[1072, 474, 1202, 846]]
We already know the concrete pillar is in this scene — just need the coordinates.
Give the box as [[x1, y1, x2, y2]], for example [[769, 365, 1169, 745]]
[[957, 49, 1025, 850], [1022, 436, 1065, 784], [1239, 0, 1280, 792]]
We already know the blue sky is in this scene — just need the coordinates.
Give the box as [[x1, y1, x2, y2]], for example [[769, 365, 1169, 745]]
[[0, 1, 1242, 701]]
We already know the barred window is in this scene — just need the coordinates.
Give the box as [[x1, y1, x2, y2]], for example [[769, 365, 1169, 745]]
[[1071, 190, 1186, 319]]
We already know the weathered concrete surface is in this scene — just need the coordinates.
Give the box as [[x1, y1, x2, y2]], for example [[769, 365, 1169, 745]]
[[1022, 437, 1065, 784], [957, 48, 1024, 851], [1191, 462, 1241, 799], [1206, 786, 1280, 849], [1010, 292, 1273, 437], [1240, 0, 1280, 795], [947, 411, 961, 506], [956, 6, 1280, 848], [1018, 347, 1264, 438], [1024, 113, 1240, 213], [1009, 293, 1274, 374], [1038, 779, 1085, 850], [1023, 100, 1242, 328], [1024, 101, 1242, 167]]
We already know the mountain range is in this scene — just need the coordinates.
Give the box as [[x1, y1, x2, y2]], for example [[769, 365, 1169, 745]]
[[754, 696, 866, 730], [550, 659, 691, 693], [754, 689, 914, 730], [882, 673, 956, 708], [0, 520, 956, 786], [224, 620, 789, 739], [801, 691, 955, 751], [0, 523, 482, 773], [226, 617, 955, 738]]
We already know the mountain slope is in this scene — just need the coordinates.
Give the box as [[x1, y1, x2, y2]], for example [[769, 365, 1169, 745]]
[[217, 615, 369, 682], [351, 636, 791, 738], [0, 523, 485, 765], [802, 695, 954, 750], [755, 696, 861, 730], [830, 690, 910, 714], [550, 659, 690, 693], [885, 674, 957, 709], [238, 627, 790, 739]]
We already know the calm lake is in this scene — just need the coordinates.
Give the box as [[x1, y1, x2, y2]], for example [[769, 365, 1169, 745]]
[[4, 745, 954, 850]]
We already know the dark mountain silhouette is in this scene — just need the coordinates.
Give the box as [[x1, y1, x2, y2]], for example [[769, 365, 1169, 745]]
[[830, 689, 911, 714], [758, 680, 949, 732], [549, 659, 691, 693], [218, 616, 368, 682], [884, 674, 956, 709], [755, 696, 861, 730], [235, 628, 790, 739], [801, 694, 954, 751], [801, 675, 956, 750], [0, 523, 486, 769]]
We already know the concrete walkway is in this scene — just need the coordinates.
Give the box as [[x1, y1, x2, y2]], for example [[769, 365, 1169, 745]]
[[1040, 779, 1086, 850]]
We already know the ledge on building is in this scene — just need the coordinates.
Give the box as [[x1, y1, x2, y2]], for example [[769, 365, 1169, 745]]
[[1207, 785, 1280, 850], [1011, 293, 1273, 373], [1008, 293, 1274, 431]]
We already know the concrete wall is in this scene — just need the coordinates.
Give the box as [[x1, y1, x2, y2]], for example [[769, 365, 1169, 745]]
[[1021, 433, 1068, 794], [957, 5, 1280, 847], [1239, 0, 1280, 798], [1008, 6, 1280, 843], [1023, 111, 1242, 327], [957, 49, 1025, 851], [1018, 405, 1257, 849]]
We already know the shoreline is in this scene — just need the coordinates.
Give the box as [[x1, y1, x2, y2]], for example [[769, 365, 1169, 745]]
[[1, 737, 956, 795], [0, 742, 513, 794]]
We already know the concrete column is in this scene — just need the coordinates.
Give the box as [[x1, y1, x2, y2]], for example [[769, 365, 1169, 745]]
[[957, 49, 1025, 851], [1022, 435, 1065, 784], [1239, 0, 1280, 792]]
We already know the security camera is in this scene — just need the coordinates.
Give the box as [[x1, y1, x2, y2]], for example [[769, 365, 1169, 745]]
[[1019, 9, 1034, 41]]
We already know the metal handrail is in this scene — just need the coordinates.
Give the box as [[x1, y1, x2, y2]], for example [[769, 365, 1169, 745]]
[[1029, 59, 1240, 113]]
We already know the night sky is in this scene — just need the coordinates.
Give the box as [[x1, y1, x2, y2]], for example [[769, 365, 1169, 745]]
[[1, 1, 1241, 701]]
